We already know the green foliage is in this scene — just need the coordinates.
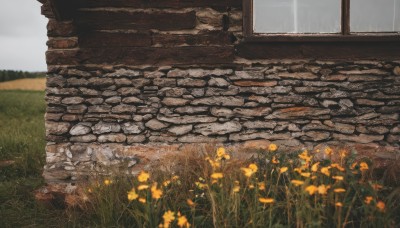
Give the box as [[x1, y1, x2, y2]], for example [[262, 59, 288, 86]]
[[0, 70, 45, 83]]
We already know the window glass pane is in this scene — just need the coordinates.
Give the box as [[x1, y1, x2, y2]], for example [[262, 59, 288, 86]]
[[351, 0, 400, 32], [253, 0, 341, 34]]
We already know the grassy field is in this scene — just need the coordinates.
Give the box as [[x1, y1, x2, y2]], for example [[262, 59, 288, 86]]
[[0, 78, 46, 91], [0, 90, 67, 227]]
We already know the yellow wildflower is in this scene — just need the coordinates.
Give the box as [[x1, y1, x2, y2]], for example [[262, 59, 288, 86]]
[[172, 175, 179, 181], [138, 184, 149, 190], [294, 167, 302, 174], [139, 198, 146, 204], [324, 147, 333, 156], [177, 212, 190, 228], [331, 163, 345, 172], [305, 185, 318, 195], [376, 201, 385, 212], [291, 180, 305, 186], [249, 163, 258, 172], [268, 143, 278, 152], [211, 172, 224, 179], [332, 176, 344, 181], [298, 150, 312, 163], [280, 167, 288, 174], [151, 183, 163, 200], [127, 189, 139, 201], [249, 184, 255, 189], [216, 147, 226, 157], [339, 149, 347, 158], [187, 199, 195, 207], [364, 196, 373, 205], [334, 188, 346, 193], [335, 202, 343, 207], [104, 179, 112, 186], [300, 172, 311, 178], [163, 180, 171, 187], [162, 210, 175, 227], [272, 156, 280, 164], [259, 197, 274, 204], [311, 162, 320, 172], [372, 183, 383, 190], [233, 185, 240, 193], [350, 162, 357, 170], [320, 167, 331, 176], [258, 182, 266, 191], [318, 185, 330, 195], [138, 171, 150, 182], [359, 162, 369, 171], [195, 182, 206, 189]]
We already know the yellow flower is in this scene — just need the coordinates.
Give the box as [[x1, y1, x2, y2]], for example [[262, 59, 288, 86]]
[[104, 179, 112, 186], [249, 184, 255, 189], [279, 167, 288, 174], [258, 182, 266, 191], [151, 183, 163, 200], [138, 171, 150, 182], [187, 199, 195, 207], [216, 147, 226, 157], [249, 163, 258, 172], [138, 184, 149, 190], [223, 154, 230, 160], [271, 156, 280, 164], [211, 172, 224, 179], [376, 201, 385, 212], [311, 162, 320, 172], [259, 197, 274, 204], [291, 180, 305, 186], [317, 185, 330, 195], [298, 150, 312, 163], [331, 163, 345, 172], [364, 196, 373, 205], [163, 180, 171, 187], [305, 185, 318, 195], [241, 164, 258, 177], [195, 182, 206, 189], [332, 176, 344, 181], [350, 162, 357, 170], [300, 172, 311, 178], [163, 210, 176, 225], [339, 149, 347, 158], [324, 147, 333, 156], [233, 185, 240, 193], [320, 167, 331, 176], [138, 198, 146, 204], [127, 189, 139, 201], [359, 162, 369, 171], [335, 202, 343, 207], [372, 183, 383, 190], [207, 159, 221, 169], [172, 175, 179, 181], [268, 143, 278, 152], [294, 167, 302, 174], [177, 213, 190, 228], [334, 188, 346, 193]]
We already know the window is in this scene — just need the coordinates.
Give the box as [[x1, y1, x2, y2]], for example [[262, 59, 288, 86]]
[[244, 0, 400, 41]]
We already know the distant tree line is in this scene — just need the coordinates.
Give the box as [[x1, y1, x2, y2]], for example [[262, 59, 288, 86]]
[[0, 70, 45, 82]]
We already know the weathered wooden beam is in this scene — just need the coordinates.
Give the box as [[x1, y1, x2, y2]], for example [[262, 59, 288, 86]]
[[75, 10, 197, 31], [48, 0, 78, 21]]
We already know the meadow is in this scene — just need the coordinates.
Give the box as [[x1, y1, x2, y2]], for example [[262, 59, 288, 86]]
[[0, 89, 399, 227]]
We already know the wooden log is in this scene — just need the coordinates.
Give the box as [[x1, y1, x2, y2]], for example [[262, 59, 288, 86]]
[[77, 46, 234, 65], [79, 32, 152, 47], [235, 42, 400, 60], [152, 31, 233, 47], [77, 0, 242, 10], [75, 10, 196, 31]]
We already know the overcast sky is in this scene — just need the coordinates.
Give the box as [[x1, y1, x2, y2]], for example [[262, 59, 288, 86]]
[[0, 0, 48, 72]]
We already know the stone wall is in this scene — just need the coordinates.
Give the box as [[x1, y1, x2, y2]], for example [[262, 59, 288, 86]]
[[39, 0, 400, 183]]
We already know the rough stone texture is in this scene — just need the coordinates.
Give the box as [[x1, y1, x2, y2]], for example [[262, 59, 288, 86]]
[[40, 1, 400, 184]]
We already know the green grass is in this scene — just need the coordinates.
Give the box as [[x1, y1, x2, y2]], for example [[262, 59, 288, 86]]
[[0, 90, 67, 227]]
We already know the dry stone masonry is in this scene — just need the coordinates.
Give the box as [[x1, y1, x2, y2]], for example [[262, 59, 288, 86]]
[[39, 0, 400, 183]]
